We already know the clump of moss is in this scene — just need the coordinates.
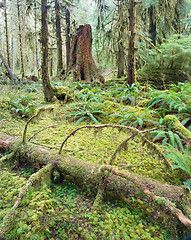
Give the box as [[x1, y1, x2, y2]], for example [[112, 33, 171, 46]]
[[164, 115, 191, 140], [54, 86, 73, 102]]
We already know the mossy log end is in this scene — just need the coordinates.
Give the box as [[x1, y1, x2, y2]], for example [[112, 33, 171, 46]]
[[164, 115, 191, 140], [0, 133, 191, 236]]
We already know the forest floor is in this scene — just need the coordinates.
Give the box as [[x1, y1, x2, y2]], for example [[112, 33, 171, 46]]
[[0, 77, 190, 239]]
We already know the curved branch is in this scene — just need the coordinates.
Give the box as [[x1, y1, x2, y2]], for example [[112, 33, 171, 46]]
[[59, 124, 172, 169]]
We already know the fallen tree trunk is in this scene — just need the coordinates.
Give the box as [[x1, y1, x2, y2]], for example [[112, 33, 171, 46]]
[[0, 133, 191, 238]]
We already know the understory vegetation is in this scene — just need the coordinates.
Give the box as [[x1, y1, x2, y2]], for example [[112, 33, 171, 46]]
[[0, 77, 191, 239]]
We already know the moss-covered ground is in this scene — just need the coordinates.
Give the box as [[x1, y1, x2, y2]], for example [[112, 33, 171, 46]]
[[0, 79, 190, 239]]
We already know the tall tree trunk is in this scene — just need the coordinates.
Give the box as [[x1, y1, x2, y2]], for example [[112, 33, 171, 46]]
[[148, 5, 156, 45], [55, 0, 63, 75], [41, 0, 55, 102], [17, 0, 25, 78], [117, 0, 124, 78], [127, 0, 136, 86], [4, 0, 10, 68], [11, 34, 15, 73], [0, 51, 17, 84], [34, 0, 39, 76], [65, 6, 70, 71], [69, 24, 104, 83]]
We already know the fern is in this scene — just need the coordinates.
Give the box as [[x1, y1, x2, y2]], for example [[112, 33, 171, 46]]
[[164, 145, 191, 177]]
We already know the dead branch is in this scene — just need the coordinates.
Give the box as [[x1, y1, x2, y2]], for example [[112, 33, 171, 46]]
[[59, 124, 172, 169]]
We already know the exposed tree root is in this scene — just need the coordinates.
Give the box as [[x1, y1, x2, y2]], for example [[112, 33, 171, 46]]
[[0, 133, 191, 237], [0, 164, 53, 239]]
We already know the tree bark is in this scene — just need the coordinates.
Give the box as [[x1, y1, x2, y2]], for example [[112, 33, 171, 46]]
[[127, 0, 136, 86], [0, 51, 17, 84], [65, 6, 70, 71], [55, 0, 63, 75], [117, 0, 124, 78], [4, 0, 10, 68], [34, 0, 39, 76], [148, 5, 156, 45], [0, 133, 191, 237], [69, 24, 105, 83], [17, 0, 25, 79], [41, 0, 55, 102]]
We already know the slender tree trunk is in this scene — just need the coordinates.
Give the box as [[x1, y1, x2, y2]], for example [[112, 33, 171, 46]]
[[34, 0, 39, 76], [117, 0, 124, 78], [0, 51, 17, 84], [148, 5, 156, 45], [41, 0, 55, 102], [11, 34, 15, 73], [17, 0, 25, 78], [4, 0, 10, 68], [55, 0, 63, 75], [50, 57, 53, 77], [127, 0, 136, 86], [65, 6, 70, 71]]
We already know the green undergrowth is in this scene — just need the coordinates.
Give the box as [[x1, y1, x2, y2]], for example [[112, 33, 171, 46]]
[[0, 81, 191, 239], [0, 168, 167, 240]]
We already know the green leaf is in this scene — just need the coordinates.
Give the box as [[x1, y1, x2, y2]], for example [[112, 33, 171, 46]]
[[168, 130, 175, 147], [181, 117, 191, 126], [89, 113, 99, 124], [75, 116, 87, 126]]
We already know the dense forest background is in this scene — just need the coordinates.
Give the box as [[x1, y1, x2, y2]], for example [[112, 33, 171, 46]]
[[0, 0, 191, 240]]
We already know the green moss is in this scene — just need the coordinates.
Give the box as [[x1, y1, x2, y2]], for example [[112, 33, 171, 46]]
[[53, 86, 73, 102], [164, 115, 191, 139]]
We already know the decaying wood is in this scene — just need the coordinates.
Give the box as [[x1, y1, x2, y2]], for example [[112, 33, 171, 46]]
[[0, 133, 191, 238], [69, 24, 105, 83]]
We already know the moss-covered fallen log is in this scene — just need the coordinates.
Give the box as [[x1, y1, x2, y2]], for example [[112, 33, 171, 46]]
[[0, 133, 191, 238]]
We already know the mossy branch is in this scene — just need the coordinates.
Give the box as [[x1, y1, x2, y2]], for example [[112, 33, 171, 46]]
[[0, 164, 53, 239], [99, 165, 191, 228], [22, 107, 55, 143], [164, 115, 191, 140], [59, 124, 172, 169], [28, 124, 57, 142]]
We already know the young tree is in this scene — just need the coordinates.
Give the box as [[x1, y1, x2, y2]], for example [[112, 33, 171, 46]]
[[55, 0, 63, 75], [127, 0, 136, 86], [65, 6, 70, 71], [17, 0, 25, 78], [4, 0, 10, 68], [41, 0, 55, 101], [117, 0, 124, 78]]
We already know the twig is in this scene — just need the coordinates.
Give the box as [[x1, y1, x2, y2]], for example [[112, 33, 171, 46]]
[[28, 125, 57, 142], [175, 131, 191, 144], [30, 141, 74, 152]]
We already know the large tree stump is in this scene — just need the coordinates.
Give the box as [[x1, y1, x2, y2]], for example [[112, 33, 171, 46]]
[[69, 24, 105, 83]]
